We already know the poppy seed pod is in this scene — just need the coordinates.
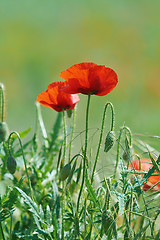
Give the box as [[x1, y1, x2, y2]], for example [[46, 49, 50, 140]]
[[7, 155, 17, 174], [0, 122, 9, 143], [102, 209, 114, 235], [59, 163, 71, 181], [104, 131, 115, 153]]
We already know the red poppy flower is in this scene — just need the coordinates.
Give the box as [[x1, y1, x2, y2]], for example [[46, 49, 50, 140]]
[[37, 81, 80, 112], [129, 159, 160, 191], [60, 62, 118, 96]]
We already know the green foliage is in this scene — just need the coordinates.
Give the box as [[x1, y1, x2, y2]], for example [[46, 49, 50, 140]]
[[0, 101, 160, 240]]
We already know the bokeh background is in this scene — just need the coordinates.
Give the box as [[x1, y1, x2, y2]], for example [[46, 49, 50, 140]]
[[0, 0, 160, 142]]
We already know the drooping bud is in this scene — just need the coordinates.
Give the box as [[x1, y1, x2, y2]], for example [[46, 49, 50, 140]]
[[104, 131, 115, 153], [7, 155, 17, 174], [122, 136, 132, 162], [59, 163, 71, 181], [0, 122, 9, 143], [102, 209, 114, 235]]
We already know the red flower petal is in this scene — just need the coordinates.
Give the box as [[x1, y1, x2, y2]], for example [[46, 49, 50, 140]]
[[37, 81, 80, 112], [60, 62, 118, 96], [129, 159, 160, 191]]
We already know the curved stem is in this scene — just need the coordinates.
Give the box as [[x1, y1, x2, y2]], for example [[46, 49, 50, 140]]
[[0, 209, 12, 240], [77, 94, 91, 211], [0, 222, 5, 240], [113, 126, 132, 179], [91, 102, 115, 183], [69, 108, 76, 162], [70, 153, 84, 164], [0, 83, 5, 122], [8, 131, 34, 200]]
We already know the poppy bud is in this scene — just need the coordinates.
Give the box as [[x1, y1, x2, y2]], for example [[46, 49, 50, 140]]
[[123, 137, 132, 162], [104, 131, 115, 153], [0, 122, 9, 143], [102, 209, 114, 235], [7, 155, 17, 174], [59, 163, 71, 181]]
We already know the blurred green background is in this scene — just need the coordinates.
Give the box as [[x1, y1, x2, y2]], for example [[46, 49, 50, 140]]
[[0, 0, 160, 139]]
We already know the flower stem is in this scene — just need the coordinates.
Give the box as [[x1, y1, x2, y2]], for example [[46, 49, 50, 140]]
[[91, 102, 115, 184], [69, 108, 76, 162], [61, 110, 67, 240], [77, 94, 91, 211], [0, 222, 5, 240], [0, 209, 12, 240], [0, 83, 5, 122], [113, 126, 132, 179], [62, 110, 67, 161], [8, 131, 34, 201]]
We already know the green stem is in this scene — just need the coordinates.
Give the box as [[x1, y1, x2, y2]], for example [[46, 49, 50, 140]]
[[62, 110, 67, 161], [113, 126, 132, 179], [91, 102, 115, 183], [61, 111, 67, 240], [69, 108, 76, 162], [0, 83, 5, 122], [61, 181, 64, 240], [8, 132, 34, 200], [1, 209, 12, 240], [0, 221, 5, 240], [77, 94, 91, 211]]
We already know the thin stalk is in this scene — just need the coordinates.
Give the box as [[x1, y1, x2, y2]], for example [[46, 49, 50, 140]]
[[0, 222, 5, 240], [8, 131, 34, 200], [61, 181, 64, 240], [62, 110, 67, 161], [77, 94, 91, 211], [0, 83, 5, 122], [113, 126, 132, 179], [61, 110, 67, 240], [69, 108, 76, 162], [0, 209, 12, 240], [91, 102, 115, 183]]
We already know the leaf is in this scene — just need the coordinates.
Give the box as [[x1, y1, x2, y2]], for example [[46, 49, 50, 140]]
[[19, 127, 32, 139], [85, 171, 101, 209], [15, 187, 45, 227], [118, 194, 125, 214]]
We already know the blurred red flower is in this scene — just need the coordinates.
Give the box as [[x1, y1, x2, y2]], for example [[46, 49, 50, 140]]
[[60, 62, 118, 96], [37, 81, 80, 112], [129, 159, 160, 191]]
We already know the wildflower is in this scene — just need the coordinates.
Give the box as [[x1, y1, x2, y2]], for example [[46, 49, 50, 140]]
[[37, 81, 80, 112], [60, 62, 118, 96], [129, 159, 160, 191]]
